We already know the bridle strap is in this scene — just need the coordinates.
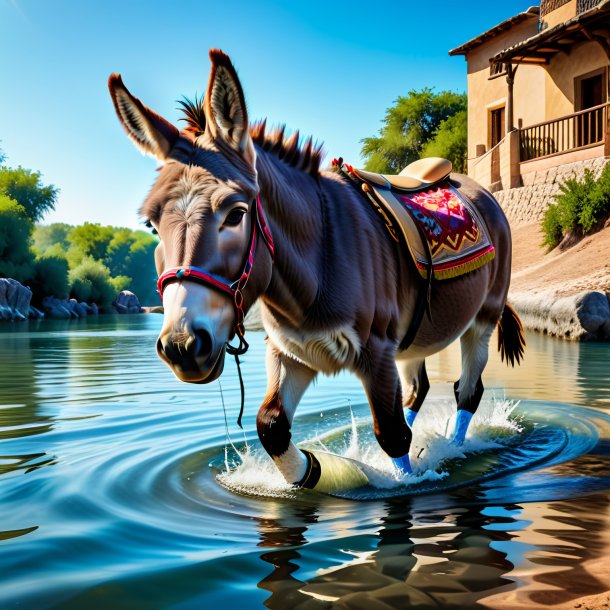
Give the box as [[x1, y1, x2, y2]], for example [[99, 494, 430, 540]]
[[156, 194, 274, 338]]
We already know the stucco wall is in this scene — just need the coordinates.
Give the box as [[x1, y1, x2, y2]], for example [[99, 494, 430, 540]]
[[464, 17, 541, 161], [545, 42, 608, 117]]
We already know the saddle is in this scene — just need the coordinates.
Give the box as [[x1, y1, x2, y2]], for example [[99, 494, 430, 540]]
[[334, 157, 495, 281]]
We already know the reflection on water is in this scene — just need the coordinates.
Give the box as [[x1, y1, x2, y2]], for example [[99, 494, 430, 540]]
[[0, 316, 609, 609]]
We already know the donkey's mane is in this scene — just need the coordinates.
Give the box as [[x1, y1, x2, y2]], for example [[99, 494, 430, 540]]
[[178, 97, 324, 176]]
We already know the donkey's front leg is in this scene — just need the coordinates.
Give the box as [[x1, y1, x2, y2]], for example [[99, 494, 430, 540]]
[[361, 345, 413, 475], [256, 341, 316, 484]]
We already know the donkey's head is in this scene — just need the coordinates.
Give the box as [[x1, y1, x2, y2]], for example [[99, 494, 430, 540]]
[[109, 50, 272, 383]]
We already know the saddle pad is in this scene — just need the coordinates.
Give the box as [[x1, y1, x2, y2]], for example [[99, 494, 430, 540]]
[[371, 182, 495, 280]]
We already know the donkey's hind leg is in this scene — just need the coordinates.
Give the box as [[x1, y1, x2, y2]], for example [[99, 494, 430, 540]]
[[396, 358, 429, 428], [452, 319, 495, 444], [256, 341, 316, 484]]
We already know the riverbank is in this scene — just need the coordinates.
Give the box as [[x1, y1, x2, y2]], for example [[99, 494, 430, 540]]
[[508, 221, 610, 340]]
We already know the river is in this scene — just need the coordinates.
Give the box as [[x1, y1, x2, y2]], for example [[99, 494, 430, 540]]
[[1, 315, 609, 609]]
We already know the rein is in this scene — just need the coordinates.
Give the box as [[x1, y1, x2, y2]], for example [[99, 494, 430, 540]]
[[156, 194, 275, 427]]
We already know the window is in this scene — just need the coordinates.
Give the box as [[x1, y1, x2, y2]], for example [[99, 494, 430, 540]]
[[490, 106, 505, 148], [489, 62, 508, 80]]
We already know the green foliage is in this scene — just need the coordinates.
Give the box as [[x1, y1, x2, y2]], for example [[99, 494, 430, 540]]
[[542, 165, 610, 249], [361, 88, 467, 174], [32, 221, 158, 305], [69, 223, 114, 261], [69, 258, 116, 307], [30, 255, 70, 301], [421, 110, 468, 174], [0, 195, 35, 282], [109, 275, 131, 293], [0, 166, 57, 222], [33, 223, 72, 256]]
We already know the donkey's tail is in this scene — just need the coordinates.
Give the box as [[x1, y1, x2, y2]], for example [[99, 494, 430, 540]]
[[497, 302, 525, 367]]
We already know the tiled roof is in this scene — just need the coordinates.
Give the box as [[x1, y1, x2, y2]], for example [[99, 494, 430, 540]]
[[449, 7, 540, 56]]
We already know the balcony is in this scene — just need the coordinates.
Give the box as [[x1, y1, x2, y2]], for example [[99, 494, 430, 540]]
[[470, 104, 609, 191], [519, 102, 610, 162]]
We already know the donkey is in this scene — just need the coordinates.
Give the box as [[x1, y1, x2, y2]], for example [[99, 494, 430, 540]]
[[108, 49, 524, 489]]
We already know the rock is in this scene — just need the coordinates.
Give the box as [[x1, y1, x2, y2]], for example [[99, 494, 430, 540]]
[[90, 302, 99, 316], [69, 298, 88, 318], [113, 290, 143, 314], [28, 305, 45, 319], [80, 302, 95, 315], [41, 296, 73, 320], [510, 290, 610, 340], [0, 278, 32, 321], [0, 280, 10, 320]]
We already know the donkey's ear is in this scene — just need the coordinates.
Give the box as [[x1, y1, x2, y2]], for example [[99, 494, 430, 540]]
[[108, 73, 179, 160], [203, 50, 251, 156]]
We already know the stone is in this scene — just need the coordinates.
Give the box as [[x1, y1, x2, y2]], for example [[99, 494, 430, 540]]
[[0, 278, 32, 321], [28, 305, 45, 319], [510, 290, 610, 341], [69, 298, 88, 318], [41, 296, 72, 320], [112, 290, 143, 314]]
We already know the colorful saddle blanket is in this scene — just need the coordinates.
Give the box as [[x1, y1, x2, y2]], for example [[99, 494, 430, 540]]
[[336, 161, 495, 280]]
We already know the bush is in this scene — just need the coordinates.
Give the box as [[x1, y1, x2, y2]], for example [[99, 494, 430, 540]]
[[542, 165, 610, 249], [0, 194, 35, 282], [30, 255, 70, 302], [69, 258, 116, 307]]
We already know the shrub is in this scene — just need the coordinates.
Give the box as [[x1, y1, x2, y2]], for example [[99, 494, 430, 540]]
[[69, 257, 116, 307], [30, 255, 70, 302], [542, 204, 563, 250], [0, 194, 35, 282], [542, 165, 610, 250]]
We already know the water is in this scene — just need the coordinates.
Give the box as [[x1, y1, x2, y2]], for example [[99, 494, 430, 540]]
[[1, 315, 609, 609]]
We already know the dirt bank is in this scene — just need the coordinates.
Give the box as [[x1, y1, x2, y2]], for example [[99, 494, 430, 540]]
[[508, 222, 610, 340]]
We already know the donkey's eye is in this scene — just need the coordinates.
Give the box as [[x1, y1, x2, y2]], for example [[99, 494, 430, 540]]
[[145, 220, 158, 235], [224, 208, 246, 227]]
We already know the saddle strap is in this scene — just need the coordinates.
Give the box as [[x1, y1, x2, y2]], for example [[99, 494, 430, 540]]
[[333, 159, 432, 351]]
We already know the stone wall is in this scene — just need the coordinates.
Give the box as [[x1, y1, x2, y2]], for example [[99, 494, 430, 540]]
[[494, 156, 610, 226]]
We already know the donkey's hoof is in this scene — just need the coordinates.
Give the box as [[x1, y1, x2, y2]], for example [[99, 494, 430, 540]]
[[392, 453, 412, 476]]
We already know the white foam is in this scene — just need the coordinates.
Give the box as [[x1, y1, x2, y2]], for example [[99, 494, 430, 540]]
[[216, 397, 523, 496]]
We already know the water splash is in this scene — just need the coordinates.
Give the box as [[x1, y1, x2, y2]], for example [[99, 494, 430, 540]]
[[216, 397, 526, 498]]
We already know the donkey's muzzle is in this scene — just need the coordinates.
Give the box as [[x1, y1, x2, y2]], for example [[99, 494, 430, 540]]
[[156, 326, 223, 383]]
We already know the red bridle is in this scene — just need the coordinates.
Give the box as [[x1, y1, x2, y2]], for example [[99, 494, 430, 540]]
[[156, 195, 274, 345]]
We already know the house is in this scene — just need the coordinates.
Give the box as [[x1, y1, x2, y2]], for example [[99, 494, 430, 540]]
[[450, 0, 610, 192]]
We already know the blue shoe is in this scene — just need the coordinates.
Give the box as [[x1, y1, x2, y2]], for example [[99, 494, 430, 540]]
[[392, 453, 412, 475], [406, 409, 417, 428], [452, 410, 474, 445]]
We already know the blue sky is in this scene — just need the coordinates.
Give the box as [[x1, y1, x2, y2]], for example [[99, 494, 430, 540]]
[[0, 0, 534, 230]]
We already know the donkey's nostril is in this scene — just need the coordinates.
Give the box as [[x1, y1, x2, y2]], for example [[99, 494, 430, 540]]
[[193, 327, 214, 361]]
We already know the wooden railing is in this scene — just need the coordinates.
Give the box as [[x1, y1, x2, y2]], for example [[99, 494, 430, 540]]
[[519, 102, 609, 162]]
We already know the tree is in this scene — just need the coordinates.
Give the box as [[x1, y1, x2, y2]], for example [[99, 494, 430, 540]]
[[0, 166, 58, 222], [0, 195, 35, 282], [105, 229, 158, 304], [68, 223, 114, 261], [361, 88, 467, 174], [33, 223, 73, 256], [421, 110, 468, 174]]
